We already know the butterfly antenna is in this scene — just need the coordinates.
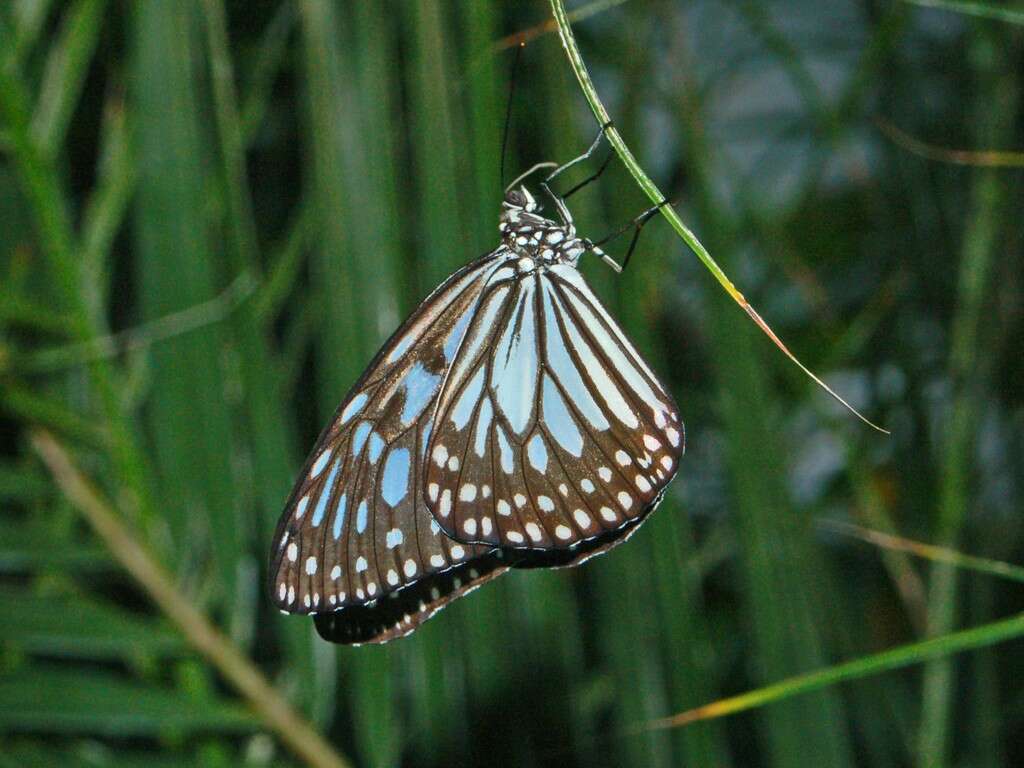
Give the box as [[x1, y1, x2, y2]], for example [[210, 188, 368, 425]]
[[500, 42, 525, 190]]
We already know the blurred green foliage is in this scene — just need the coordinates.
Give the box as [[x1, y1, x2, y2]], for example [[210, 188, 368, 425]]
[[1, 1, 1022, 766]]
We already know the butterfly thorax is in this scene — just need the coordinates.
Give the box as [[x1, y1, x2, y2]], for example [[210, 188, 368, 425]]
[[499, 185, 587, 271]]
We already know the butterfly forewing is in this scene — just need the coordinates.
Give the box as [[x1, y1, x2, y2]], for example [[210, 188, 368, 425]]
[[423, 262, 683, 552], [269, 252, 511, 616]]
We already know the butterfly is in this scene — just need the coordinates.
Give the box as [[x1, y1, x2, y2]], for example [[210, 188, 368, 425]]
[[269, 181, 684, 645]]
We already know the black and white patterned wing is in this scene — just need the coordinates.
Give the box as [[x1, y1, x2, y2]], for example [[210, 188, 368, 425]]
[[269, 250, 514, 631], [423, 262, 683, 552]]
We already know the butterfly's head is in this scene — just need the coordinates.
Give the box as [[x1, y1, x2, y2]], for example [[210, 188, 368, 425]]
[[499, 185, 546, 243], [502, 185, 539, 214]]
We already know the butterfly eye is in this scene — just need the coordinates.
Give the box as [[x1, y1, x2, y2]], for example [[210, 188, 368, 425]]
[[504, 189, 526, 208]]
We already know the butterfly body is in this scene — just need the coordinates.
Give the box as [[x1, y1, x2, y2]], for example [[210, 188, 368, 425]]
[[270, 184, 683, 644]]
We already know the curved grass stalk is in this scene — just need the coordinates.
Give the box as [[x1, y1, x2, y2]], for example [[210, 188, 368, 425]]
[[640, 609, 1024, 732], [548, 0, 888, 434]]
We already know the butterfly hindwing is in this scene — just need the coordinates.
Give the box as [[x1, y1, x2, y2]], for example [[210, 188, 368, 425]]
[[423, 263, 683, 552], [313, 553, 511, 645]]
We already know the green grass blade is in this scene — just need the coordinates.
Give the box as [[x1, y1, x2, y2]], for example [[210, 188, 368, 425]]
[[917, 25, 1018, 765], [30, 0, 107, 157], [299, 1, 402, 758], [901, 0, 1024, 25], [646, 610, 1024, 732], [131, 2, 240, 610], [7, 0, 56, 65], [80, 97, 134, 325], [0, 666, 257, 735], [407, 0, 466, 291]]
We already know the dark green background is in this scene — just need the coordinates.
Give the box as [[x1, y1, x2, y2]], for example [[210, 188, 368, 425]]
[[1, 1, 1022, 766]]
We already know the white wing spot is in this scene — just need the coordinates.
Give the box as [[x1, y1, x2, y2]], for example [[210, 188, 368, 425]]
[[481, 517, 493, 536], [356, 588, 365, 599], [555, 524, 573, 540], [430, 587, 441, 600], [313, 593, 320, 607], [661, 455, 673, 470], [463, 518, 478, 536], [482, 484, 492, 498], [439, 489, 452, 517], [615, 450, 632, 466], [385, 528, 404, 549], [507, 530, 524, 544], [356, 556, 368, 573], [497, 499, 511, 516], [329, 594, 337, 606], [573, 509, 592, 528], [636, 475, 652, 492], [514, 493, 527, 508], [558, 483, 569, 497], [287, 542, 298, 562], [428, 482, 439, 502], [666, 427, 681, 447], [287, 585, 295, 604], [432, 444, 448, 467], [304, 594, 311, 608], [600, 506, 617, 523], [598, 466, 612, 482], [430, 554, 445, 568], [447, 456, 460, 471], [617, 491, 633, 510], [526, 522, 543, 542], [367, 582, 377, 596], [305, 556, 318, 575], [643, 434, 662, 451], [450, 545, 466, 560], [537, 495, 555, 512], [459, 483, 477, 502], [387, 569, 400, 586], [404, 559, 418, 578], [278, 583, 286, 601], [430, 519, 441, 535], [581, 478, 595, 494], [295, 495, 309, 519], [330, 565, 341, 581]]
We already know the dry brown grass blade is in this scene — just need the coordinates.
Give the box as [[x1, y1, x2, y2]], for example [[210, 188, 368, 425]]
[[876, 117, 1024, 167], [31, 430, 351, 768]]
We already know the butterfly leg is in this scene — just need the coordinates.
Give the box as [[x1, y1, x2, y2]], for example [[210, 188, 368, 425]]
[[543, 120, 613, 186], [559, 149, 615, 200], [590, 198, 671, 272], [539, 121, 614, 229]]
